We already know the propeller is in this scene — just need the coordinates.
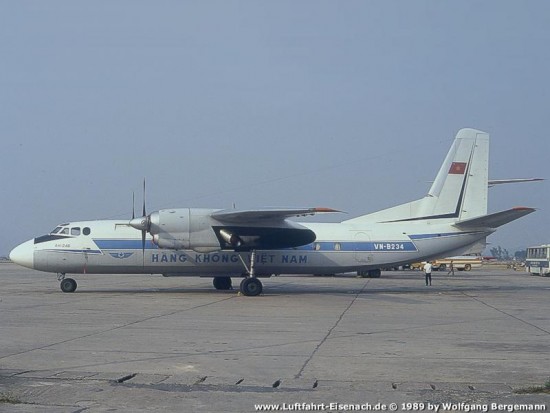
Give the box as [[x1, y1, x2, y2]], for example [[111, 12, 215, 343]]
[[129, 179, 150, 260], [142, 179, 146, 218]]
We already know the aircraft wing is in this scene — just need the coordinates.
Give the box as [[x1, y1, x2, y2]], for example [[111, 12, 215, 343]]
[[210, 207, 341, 250], [454, 207, 535, 229], [211, 207, 341, 223]]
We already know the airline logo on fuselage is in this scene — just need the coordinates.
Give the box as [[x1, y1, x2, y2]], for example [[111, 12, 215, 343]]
[[109, 252, 134, 259], [151, 252, 308, 265]]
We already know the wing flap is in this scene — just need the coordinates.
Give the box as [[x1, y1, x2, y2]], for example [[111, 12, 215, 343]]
[[454, 207, 535, 229]]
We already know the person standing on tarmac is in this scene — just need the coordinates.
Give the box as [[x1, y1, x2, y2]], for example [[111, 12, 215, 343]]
[[424, 261, 433, 286], [447, 260, 455, 276]]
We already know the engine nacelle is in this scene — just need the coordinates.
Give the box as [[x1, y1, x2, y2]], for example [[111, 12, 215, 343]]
[[144, 207, 317, 252], [151, 234, 187, 250], [148, 208, 222, 251]]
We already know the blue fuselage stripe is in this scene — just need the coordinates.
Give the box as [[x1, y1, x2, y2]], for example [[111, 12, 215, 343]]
[[87, 232, 475, 253], [296, 241, 417, 252], [94, 239, 157, 250]]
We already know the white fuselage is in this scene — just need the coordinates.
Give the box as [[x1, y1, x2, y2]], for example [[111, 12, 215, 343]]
[[12, 218, 490, 276]]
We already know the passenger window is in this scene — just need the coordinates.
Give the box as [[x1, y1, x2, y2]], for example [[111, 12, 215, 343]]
[[71, 227, 81, 236], [83, 227, 91, 236], [60, 228, 69, 235], [334, 243, 341, 251], [314, 243, 321, 251]]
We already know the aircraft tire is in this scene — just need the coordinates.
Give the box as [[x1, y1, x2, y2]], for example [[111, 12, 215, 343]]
[[60, 278, 77, 293], [357, 269, 381, 278], [213, 277, 232, 290], [240, 277, 262, 296]]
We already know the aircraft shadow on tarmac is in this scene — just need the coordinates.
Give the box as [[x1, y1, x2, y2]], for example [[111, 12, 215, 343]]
[[69, 282, 539, 297]]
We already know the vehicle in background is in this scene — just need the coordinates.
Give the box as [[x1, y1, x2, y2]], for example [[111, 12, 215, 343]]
[[409, 255, 483, 271], [525, 245, 550, 276]]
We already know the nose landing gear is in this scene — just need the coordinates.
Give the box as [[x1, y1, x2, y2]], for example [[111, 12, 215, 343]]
[[58, 273, 77, 293]]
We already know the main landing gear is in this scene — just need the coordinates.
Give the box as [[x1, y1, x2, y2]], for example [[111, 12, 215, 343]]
[[357, 268, 381, 278], [58, 273, 77, 293], [239, 277, 262, 296], [238, 250, 263, 297], [213, 276, 233, 290]]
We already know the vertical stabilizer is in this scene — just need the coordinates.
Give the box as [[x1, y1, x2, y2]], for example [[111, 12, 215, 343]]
[[426, 128, 489, 220], [344, 128, 489, 224]]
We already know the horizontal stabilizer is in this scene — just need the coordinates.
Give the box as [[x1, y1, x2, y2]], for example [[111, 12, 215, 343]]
[[454, 207, 535, 229], [488, 178, 544, 187]]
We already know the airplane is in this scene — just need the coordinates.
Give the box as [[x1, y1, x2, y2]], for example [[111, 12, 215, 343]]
[[9, 128, 539, 296]]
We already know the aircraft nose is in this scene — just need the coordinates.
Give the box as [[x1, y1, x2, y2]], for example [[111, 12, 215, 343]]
[[9, 239, 35, 269]]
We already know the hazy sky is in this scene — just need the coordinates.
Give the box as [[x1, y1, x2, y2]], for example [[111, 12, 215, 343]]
[[1, 1, 548, 256]]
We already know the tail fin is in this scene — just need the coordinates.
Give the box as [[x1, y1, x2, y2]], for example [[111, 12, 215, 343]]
[[344, 128, 489, 224], [426, 128, 489, 220]]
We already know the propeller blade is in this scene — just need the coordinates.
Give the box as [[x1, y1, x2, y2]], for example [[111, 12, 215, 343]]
[[142, 179, 146, 218], [132, 192, 135, 220], [141, 228, 146, 255]]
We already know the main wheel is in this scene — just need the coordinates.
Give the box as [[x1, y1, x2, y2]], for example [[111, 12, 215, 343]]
[[240, 277, 263, 296], [213, 277, 232, 290], [60, 278, 77, 293]]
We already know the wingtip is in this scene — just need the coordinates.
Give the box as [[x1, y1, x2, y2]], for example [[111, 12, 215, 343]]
[[313, 207, 345, 214], [512, 206, 537, 212]]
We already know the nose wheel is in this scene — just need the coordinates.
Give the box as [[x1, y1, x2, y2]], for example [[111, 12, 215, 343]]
[[60, 278, 77, 293]]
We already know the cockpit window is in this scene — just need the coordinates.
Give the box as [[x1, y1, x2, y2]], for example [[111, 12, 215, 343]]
[[60, 228, 69, 235], [71, 227, 81, 236], [50, 227, 62, 234], [83, 227, 91, 236]]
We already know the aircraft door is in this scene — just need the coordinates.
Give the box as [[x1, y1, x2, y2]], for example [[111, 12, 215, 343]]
[[354, 232, 374, 264]]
